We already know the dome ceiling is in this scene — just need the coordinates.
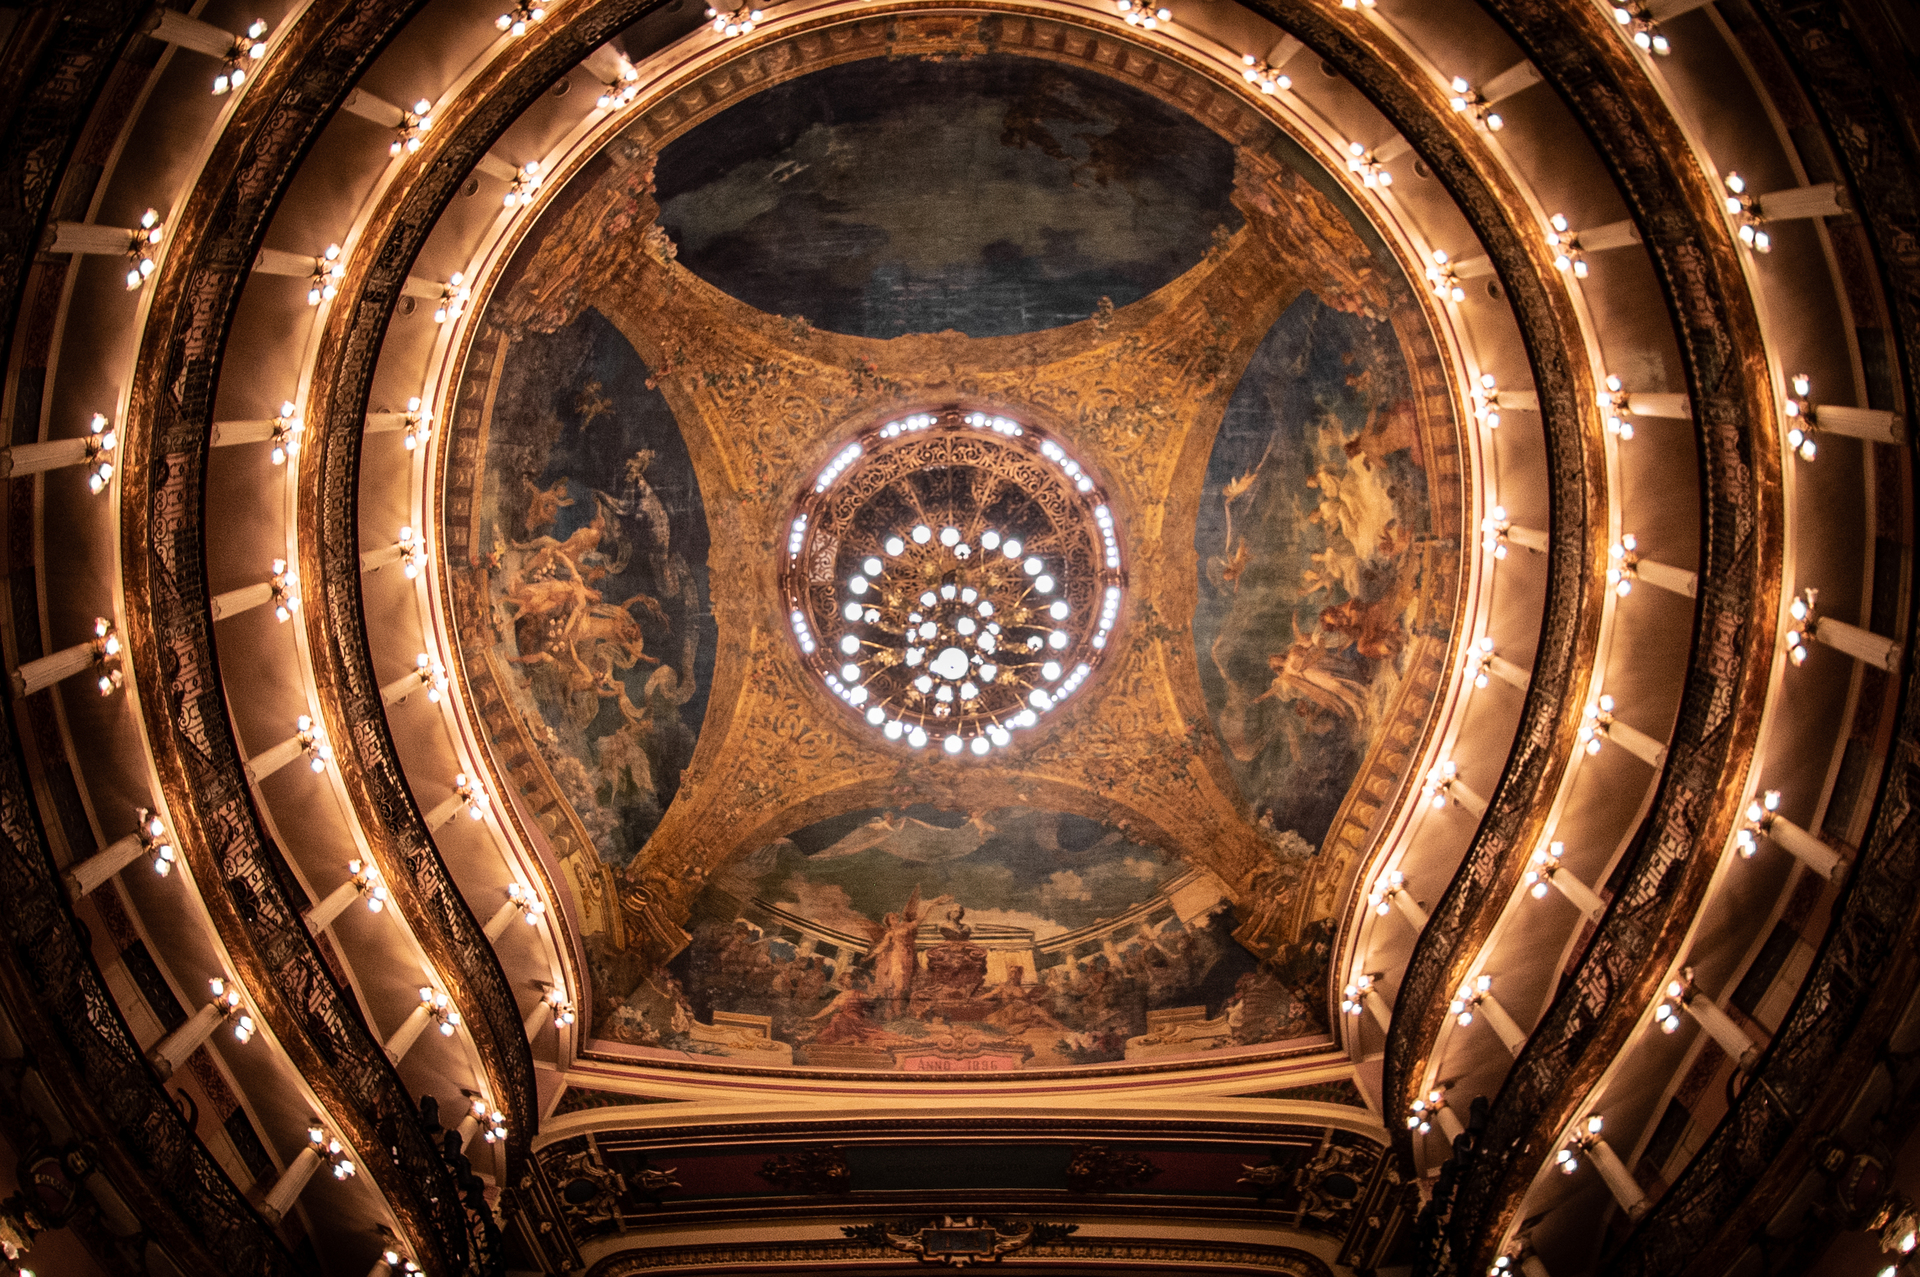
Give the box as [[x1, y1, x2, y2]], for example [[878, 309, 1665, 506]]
[[438, 23, 1465, 1077]]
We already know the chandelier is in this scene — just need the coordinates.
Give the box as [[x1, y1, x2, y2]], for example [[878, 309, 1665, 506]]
[[782, 409, 1124, 755]]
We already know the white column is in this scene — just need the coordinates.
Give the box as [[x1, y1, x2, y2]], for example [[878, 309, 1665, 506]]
[[342, 89, 406, 127], [1816, 618, 1900, 671], [1550, 870, 1606, 922], [1389, 889, 1429, 931], [523, 999, 554, 1040], [455, 1113, 481, 1149], [1482, 653, 1529, 690], [148, 7, 241, 56], [385, 1005, 432, 1065], [361, 543, 406, 572], [45, 221, 142, 256], [426, 793, 468, 830], [1588, 1137, 1649, 1219], [148, 1002, 225, 1078], [1757, 182, 1847, 220], [261, 1146, 322, 1222], [483, 900, 517, 942], [244, 731, 309, 784], [1605, 716, 1669, 768], [1760, 812, 1845, 879], [1494, 389, 1539, 411], [1577, 219, 1643, 253], [1435, 1104, 1465, 1141], [1484, 60, 1542, 102], [253, 248, 322, 276], [65, 832, 146, 897], [1685, 995, 1758, 1064], [1506, 524, 1548, 553], [1480, 993, 1528, 1056], [1625, 393, 1690, 419], [1811, 404, 1903, 444], [210, 581, 274, 619], [1264, 34, 1304, 67], [1519, 1253, 1552, 1277], [0, 437, 92, 477], [1632, 557, 1699, 598], [1446, 780, 1488, 819], [307, 879, 364, 931], [1361, 985, 1391, 1033], [13, 639, 99, 696]]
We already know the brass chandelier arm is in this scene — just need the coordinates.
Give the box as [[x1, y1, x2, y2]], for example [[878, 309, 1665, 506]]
[[295, 0, 673, 1188], [112, 0, 471, 1271], [1424, 0, 1782, 1267], [1239, 0, 1608, 1177], [1611, 0, 1920, 1269]]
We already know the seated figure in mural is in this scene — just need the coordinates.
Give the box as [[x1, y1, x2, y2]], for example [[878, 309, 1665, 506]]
[[805, 971, 889, 1045], [985, 966, 1069, 1035]]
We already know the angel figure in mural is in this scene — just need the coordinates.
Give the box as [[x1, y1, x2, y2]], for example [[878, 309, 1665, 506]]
[[520, 476, 576, 536], [1255, 617, 1369, 724], [854, 886, 951, 1011], [811, 810, 997, 863]]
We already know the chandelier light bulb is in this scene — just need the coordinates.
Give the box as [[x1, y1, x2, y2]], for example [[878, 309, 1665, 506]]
[[1116, 0, 1173, 28]]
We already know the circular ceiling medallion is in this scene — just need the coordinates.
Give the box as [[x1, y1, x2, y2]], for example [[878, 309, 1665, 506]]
[[782, 409, 1124, 755]]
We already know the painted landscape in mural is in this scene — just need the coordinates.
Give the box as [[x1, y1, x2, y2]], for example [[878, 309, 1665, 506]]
[[1194, 291, 1436, 852], [473, 308, 715, 869], [588, 806, 1328, 1070], [652, 53, 1242, 339]]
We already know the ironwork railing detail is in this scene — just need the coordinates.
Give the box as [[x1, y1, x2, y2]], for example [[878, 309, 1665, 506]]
[[113, 0, 470, 1269], [1607, 0, 1920, 1269]]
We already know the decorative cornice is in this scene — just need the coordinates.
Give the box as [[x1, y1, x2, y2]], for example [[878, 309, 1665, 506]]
[[111, 0, 470, 1271], [1431, 0, 1782, 1263], [586, 1234, 1338, 1275]]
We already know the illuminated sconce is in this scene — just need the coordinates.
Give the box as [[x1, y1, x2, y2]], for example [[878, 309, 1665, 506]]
[[92, 618, 124, 695], [597, 62, 641, 109], [1346, 142, 1392, 189], [420, 986, 462, 1036], [210, 976, 256, 1043], [1722, 172, 1771, 252], [472, 1098, 510, 1144], [1557, 1114, 1605, 1174], [1369, 870, 1407, 916], [1407, 1088, 1456, 1136], [433, 273, 470, 325], [124, 209, 163, 290], [399, 526, 427, 578], [1523, 843, 1563, 900], [455, 772, 488, 820], [1427, 251, 1466, 303], [1479, 507, 1545, 558], [704, 2, 762, 35], [546, 985, 576, 1026], [1783, 373, 1816, 460], [1448, 77, 1504, 130], [1578, 695, 1617, 755], [418, 653, 449, 701], [309, 1125, 356, 1179], [212, 20, 268, 95], [1547, 215, 1587, 278], [1450, 975, 1492, 1026], [503, 162, 543, 209], [1785, 587, 1818, 665], [390, 99, 434, 157], [293, 715, 332, 772], [1607, 535, 1641, 596], [1612, 4, 1670, 54], [269, 559, 299, 621], [269, 401, 303, 465], [1241, 55, 1290, 94], [1340, 973, 1378, 1017], [1470, 373, 1500, 428], [138, 808, 176, 876], [85, 412, 117, 493], [1339, 0, 1377, 9], [507, 882, 546, 925], [403, 396, 434, 451], [306, 244, 344, 306], [1599, 375, 1635, 439], [1116, 0, 1172, 26], [349, 857, 389, 912], [496, 1, 546, 36]]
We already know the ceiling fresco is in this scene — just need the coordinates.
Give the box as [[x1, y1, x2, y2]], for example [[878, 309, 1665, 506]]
[[438, 20, 1463, 1078], [652, 53, 1243, 339]]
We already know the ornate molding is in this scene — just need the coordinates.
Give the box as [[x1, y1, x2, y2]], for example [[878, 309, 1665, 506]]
[[111, 0, 472, 1271], [587, 1234, 1337, 1274], [1610, 0, 1920, 1268], [1423, 0, 1782, 1264]]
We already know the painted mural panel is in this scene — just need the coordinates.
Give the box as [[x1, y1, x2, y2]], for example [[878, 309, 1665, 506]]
[[472, 307, 715, 868], [588, 806, 1329, 1070], [1194, 291, 1440, 853], [652, 53, 1242, 339]]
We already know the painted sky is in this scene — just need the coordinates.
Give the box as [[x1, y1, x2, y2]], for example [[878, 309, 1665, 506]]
[[652, 54, 1242, 338]]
